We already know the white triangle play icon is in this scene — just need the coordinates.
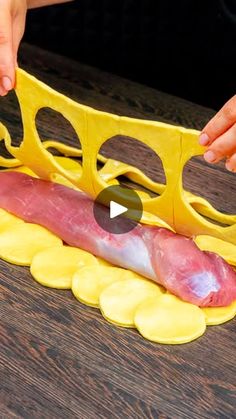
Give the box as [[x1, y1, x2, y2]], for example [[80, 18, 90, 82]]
[[110, 201, 128, 219]]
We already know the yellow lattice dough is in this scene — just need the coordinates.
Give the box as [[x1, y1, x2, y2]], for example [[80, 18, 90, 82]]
[[0, 209, 24, 231], [108, 179, 120, 186], [186, 192, 236, 226], [30, 246, 98, 289], [43, 140, 83, 158], [135, 190, 151, 200], [202, 301, 236, 325], [0, 223, 62, 265], [99, 158, 165, 196], [134, 294, 206, 344], [195, 235, 236, 266], [72, 265, 134, 307], [51, 173, 81, 190], [0, 68, 233, 244], [53, 156, 82, 174], [5, 165, 38, 177], [140, 211, 175, 230], [99, 277, 164, 327]]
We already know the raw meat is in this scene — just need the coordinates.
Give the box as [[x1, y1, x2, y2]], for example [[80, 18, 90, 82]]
[[0, 171, 235, 307]]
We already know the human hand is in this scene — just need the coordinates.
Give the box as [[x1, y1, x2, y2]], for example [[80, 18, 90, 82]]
[[0, 0, 73, 96], [199, 95, 236, 172], [0, 0, 27, 96]]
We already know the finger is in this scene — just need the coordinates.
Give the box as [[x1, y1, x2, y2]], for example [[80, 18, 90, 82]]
[[199, 95, 236, 146], [226, 153, 236, 173], [12, 10, 27, 67], [28, 0, 73, 8], [203, 123, 236, 164], [0, 85, 8, 96], [0, 3, 14, 94]]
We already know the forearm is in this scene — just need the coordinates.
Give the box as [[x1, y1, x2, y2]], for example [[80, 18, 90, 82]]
[[27, 0, 73, 9]]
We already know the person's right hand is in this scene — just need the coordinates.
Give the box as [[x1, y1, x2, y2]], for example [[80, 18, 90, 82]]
[[199, 95, 236, 172], [0, 0, 27, 96]]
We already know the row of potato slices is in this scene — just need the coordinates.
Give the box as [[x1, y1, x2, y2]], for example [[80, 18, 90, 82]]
[[0, 207, 235, 345]]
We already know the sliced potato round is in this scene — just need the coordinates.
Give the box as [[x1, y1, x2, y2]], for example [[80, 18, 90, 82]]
[[121, 271, 166, 293], [0, 208, 24, 231], [99, 277, 163, 327], [96, 257, 114, 267], [135, 294, 206, 344], [0, 223, 62, 265], [72, 265, 130, 307], [31, 246, 98, 289], [202, 302, 236, 325]]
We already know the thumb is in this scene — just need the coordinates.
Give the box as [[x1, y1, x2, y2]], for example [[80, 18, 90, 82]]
[[0, 4, 14, 95]]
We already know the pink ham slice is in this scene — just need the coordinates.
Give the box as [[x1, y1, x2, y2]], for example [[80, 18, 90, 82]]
[[0, 171, 235, 307]]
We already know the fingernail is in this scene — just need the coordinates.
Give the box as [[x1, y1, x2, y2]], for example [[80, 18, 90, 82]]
[[199, 133, 210, 146], [0, 86, 7, 96], [2, 76, 12, 91], [204, 150, 216, 163], [226, 161, 233, 172]]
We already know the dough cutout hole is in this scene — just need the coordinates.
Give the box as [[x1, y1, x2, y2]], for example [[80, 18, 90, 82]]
[[183, 156, 236, 221], [36, 107, 82, 154], [98, 135, 166, 196], [0, 90, 23, 149]]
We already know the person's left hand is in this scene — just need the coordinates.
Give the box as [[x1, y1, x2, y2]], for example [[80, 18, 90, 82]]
[[199, 95, 236, 172]]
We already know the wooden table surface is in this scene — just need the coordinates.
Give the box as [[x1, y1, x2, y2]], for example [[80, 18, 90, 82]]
[[0, 43, 235, 419]]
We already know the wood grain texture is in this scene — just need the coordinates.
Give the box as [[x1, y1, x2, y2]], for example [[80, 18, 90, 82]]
[[0, 43, 235, 419]]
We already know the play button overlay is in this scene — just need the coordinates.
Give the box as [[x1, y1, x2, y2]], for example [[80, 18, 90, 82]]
[[110, 201, 127, 219], [93, 185, 143, 234]]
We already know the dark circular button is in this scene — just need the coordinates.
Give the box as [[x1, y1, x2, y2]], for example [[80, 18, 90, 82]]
[[93, 185, 143, 234]]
